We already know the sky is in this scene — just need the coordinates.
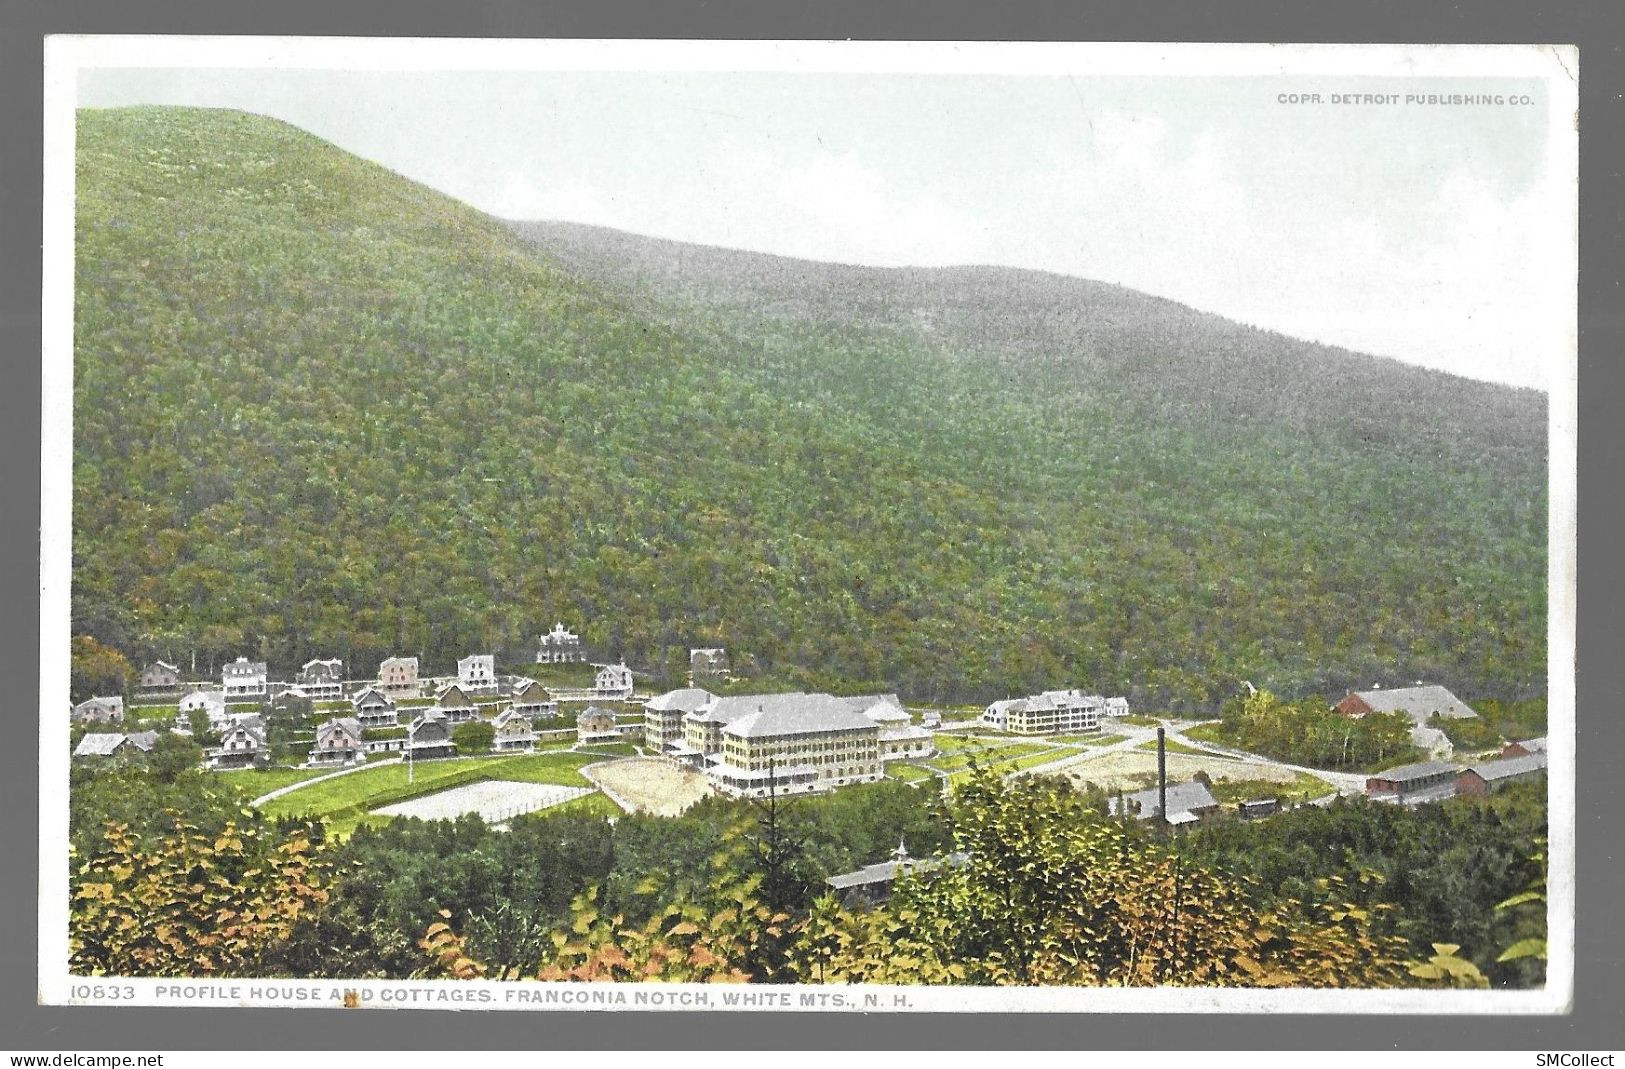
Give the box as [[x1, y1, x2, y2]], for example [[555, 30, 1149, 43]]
[[77, 65, 1571, 391]]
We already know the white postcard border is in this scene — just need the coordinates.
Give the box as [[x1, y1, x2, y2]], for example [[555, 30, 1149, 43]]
[[39, 35, 1579, 1015]]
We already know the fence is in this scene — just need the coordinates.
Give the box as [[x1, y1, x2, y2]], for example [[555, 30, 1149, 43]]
[[480, 789, 593, 825]]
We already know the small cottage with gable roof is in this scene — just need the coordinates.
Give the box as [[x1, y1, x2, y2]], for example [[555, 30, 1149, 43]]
[[377, 655, 420, 700], [73, 695, 125, 725], [577, 706, 620, 745], [309, 717, 365, 767], [139, 660, 182, 692], [405, 709, 456, 761], [594, 662, 635, 699], [458, 654, 497, 695], [350, 685, 399, 729], [492, 707, 537, 753], [297, 658, 345, 700], [509, 679, 558, 720], [206, 716, 267, 770], [222, 657, 269, 700], [1502, 737, 1547, 759], [1457, 752, 1548, 796], [74, 732, 135, 759], [433, 682, 479, 723]]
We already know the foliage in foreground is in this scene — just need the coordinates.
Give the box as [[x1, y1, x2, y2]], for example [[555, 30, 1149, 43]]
[[67, 762, 1544, 988], [420, 773, 1500, 988], [70, 819, 329, 977], [1183, 782, 1547, 986]]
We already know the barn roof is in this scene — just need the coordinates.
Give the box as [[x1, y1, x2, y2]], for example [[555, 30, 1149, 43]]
[[125, 730, 160, 751], [1351, 685, 1478, 723], [74, 733, 127, 756], [1368, 760, 1462, 783], [1465, 752, 1549, 781]]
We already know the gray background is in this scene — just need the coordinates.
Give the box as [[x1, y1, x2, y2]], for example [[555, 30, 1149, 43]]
[[3, 0, 1619, 1052]]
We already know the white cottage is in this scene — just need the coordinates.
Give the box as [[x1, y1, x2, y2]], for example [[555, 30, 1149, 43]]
[[222, 656, 268, 700], [458, 654, 497, 695], [297, 658, 345, 700], [594, 662, 635, 699]]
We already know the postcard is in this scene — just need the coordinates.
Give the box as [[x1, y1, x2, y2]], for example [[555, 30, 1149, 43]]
[[41, 37, 1577, 1014]]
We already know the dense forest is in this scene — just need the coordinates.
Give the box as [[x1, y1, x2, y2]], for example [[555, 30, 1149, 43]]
[[72, 107, 1548, 710]]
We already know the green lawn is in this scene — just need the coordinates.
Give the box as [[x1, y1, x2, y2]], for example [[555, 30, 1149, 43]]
[[931, 733, 997, 753], [218, 765, 337, 796], [929, 707, 988, 723], [261, 751, 598, 822], [1120, 715, 1164, 727], [1135, 737, 1213, 756], [928, 741, 1055, 774], [1001, 748, 1070, 772], [1052, 732, 1127, 746], [1206, 771, 1334, 806], [886, 762, 938, 784], [519, 792, 622, 820], [124, 709, 181, 733], [1183, 723, 1228, 745], [574, 742, 638, 757], [492, 752, 600, 786]]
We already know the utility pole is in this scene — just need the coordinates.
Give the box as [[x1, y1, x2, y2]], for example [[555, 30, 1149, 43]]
[[1157, 726, 1168, 835]]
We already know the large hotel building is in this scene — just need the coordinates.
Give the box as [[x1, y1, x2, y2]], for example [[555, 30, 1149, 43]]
[[645, 689, 934, 798]]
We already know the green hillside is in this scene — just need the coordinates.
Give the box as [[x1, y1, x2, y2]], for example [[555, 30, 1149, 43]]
[[72, 107, 1548, 708]]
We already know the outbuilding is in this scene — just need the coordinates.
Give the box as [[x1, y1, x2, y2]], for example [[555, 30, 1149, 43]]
[[1456, 752, 1548, 796], [1365, 760, 1461, 803]]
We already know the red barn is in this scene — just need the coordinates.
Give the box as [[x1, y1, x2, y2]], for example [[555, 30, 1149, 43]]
[[1334, 684, 1478, 727]]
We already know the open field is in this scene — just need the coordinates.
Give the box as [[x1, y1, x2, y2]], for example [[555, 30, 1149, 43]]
[[583, 757, 712, 817], [1136, 736, 1214, 756], [927, 741, 1056, 773], [260, 751, 597, 821], [1054, 750, 1308, 793], [931, 733, 993, 753], [1205, 772, 1333, 805], [225, 765, 340, 797], [886, 762, 937, 784], [373, 780, 593, 823], [1047, 732, 1129, 746], [530, 792, 624, 819], [575, 742, 639, 757]]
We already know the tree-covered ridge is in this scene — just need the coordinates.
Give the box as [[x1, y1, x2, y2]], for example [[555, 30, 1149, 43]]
[[74, 107, 1547, 710]]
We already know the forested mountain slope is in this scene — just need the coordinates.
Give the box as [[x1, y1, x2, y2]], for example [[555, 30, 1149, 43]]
[[72, 107, 1548, 707]]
